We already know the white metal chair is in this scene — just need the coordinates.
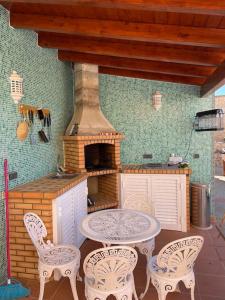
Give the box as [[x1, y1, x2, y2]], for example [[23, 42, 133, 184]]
[[23, 212, 81, 300], [146, 235, 204, 300], [83, 245, 138, 300]]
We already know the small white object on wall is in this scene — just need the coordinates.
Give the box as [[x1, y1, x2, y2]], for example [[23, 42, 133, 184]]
[[152, 91, 162, 111], [9, 70, 24, 104]]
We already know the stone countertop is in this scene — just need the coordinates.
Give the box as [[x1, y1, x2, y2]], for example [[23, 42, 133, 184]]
[[122, 164, 192, 174], [8, 174, 88, 199], [215, 176, 225, 182]]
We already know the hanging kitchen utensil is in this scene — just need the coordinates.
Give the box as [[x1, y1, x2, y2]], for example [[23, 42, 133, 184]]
[[37, 108, 49, 143], [16, 112, 29, 141], [46, 113, 51, 141], [38, 129, 49, 143], [37, 109, 44, 120], [28, 109, 36, 145]]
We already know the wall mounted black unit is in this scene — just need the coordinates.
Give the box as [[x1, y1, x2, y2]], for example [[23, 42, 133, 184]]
[[194, 109, 224, 132]]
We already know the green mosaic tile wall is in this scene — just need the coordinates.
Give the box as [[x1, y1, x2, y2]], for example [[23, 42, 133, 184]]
[[0, 6, 73, 282], [100, 74, 214, 184]]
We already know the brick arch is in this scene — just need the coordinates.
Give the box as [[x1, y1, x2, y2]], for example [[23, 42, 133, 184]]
[[84, 140, 115, 146]]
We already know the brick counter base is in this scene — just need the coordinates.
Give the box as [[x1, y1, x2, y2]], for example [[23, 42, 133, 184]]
[[9, 192, 53, 279]]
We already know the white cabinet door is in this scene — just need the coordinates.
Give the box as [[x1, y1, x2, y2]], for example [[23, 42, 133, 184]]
[[53, 180, 87, 248], [150, 175, 186, 231], [73, 180, 88, 247], [120, 174, 186, 232], [121, 174, 152, 215]]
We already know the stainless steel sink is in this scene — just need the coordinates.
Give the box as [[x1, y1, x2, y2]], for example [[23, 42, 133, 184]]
[[141, 163, 164, 169], [48, 173, 79, 179]]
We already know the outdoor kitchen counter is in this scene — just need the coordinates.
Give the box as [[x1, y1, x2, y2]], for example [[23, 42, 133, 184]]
[[8, 173, 87, 199], [8, 173, 88, 280], [122, 164, 192, 174]]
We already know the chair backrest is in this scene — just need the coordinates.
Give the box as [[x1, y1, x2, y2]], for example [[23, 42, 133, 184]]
[[23, 212, 51, 256], [157, 235, 204, 278], [83, 246, 138, 291]]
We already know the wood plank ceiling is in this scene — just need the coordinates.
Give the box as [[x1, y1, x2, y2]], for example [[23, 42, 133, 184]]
[[2, 1, 225, 97]]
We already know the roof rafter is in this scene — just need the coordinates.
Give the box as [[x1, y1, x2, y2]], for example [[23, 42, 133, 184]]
[[201, 61, 225, 97], [38, 33, 225, 67], [58, 50, 214, 78], [2, 0, 225, 16], [99, 67, 206, 85], [10, 13, 225, 47]]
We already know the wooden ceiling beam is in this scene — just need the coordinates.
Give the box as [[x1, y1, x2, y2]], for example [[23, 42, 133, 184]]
[[10, 13, 225, 47], [200, 61, 225, 97], [38, 33, 224, 67], [99, 67, 206, 86], [58, 50, 213, 78], [3, 0, 225, 16]]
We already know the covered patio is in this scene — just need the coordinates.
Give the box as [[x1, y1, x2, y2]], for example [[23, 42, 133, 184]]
[[18, 226, 225, 300]]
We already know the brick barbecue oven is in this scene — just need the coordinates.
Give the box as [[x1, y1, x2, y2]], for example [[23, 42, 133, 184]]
[[64, 64, 123, 173], [63, 64, 124, 211]]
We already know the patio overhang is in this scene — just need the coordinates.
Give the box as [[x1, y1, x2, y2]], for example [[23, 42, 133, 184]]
[[2, 0, 225, 96]]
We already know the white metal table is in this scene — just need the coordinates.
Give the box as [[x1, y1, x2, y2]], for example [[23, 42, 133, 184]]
[[80, 208, 161, 298]]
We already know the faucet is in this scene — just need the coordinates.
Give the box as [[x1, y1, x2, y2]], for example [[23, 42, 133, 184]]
[[56, 154, 64, 175]]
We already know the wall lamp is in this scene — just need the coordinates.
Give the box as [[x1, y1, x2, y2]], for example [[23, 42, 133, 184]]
[[152, 91, 162, 111], [10, 70, 24, 104]]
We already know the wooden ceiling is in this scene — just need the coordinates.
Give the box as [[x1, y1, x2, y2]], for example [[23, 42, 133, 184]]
[[2, 1, 225, 97]]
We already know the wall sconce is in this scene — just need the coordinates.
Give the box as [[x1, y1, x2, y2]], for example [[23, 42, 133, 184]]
[[9, 70, 24, 104], [152, 91, 162, 111]]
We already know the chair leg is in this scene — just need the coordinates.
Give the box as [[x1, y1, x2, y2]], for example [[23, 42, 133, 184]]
[[151, 278, 171, 300], [131, 274, 138, 300], [136, 239, 155, 299], [68, 272, 79, 300], [183, 272, 195, 300], [139, 268, 151, 299], [38, 277, 46, 300], [191, 284, 195, 300], [54, 269, 62, 281], [157, 289, 168, 300], [38, 265, 52, 300], [76, 271, 82, 282]]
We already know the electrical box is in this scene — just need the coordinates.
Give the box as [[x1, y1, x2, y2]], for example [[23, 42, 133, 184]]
[[194, 109, 224, 132]]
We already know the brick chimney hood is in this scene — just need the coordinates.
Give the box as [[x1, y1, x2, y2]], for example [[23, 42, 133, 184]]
[[65, 63, 115, 136]]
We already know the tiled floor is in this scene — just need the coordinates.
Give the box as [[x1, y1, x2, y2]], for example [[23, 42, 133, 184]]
[[213, 177, 225, 222], [19, 226, 225, 300]]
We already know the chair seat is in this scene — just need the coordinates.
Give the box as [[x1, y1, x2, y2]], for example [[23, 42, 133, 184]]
[[40, 245, 80, 266]]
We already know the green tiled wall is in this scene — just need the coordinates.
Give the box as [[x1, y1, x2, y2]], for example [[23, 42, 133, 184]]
[[100, 74, 214, 184], [0, 4, 215, 283], [0, 6, 73, 282]]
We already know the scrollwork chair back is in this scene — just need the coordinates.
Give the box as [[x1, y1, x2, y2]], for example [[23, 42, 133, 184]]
[[157, 235, 204, 278], [23, 212, 52, 256], [24, 212, 80, 300], [84, 246, 138, 292]]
